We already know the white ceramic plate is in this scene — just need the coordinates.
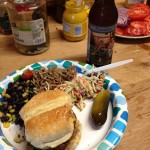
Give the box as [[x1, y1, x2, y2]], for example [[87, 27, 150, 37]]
[[115, 34, 150, 39], [0, 60, 128, 150]]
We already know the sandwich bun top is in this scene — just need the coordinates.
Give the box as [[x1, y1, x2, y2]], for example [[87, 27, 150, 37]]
[[20, 90, 73, 121]]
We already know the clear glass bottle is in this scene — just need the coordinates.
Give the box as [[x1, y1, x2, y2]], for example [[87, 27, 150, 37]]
[[125, 0, 144, 8], [87, 0, 118, 67], [63, 0, 88, 42], [0, 0, 12, 35], [6, 0, 50, 55]]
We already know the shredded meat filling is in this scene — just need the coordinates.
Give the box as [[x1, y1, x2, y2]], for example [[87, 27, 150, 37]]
[[31, 66, 77, 93]]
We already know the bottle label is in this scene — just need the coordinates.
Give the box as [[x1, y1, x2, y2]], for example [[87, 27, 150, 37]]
[[87, 23, 116, 66], [63, 20, 88, 37], [11, 18, 46, 46]]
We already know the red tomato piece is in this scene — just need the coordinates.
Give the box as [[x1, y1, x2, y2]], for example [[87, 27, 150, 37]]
[[115, 27, 124, 35], [125, 26, 141, 36], [123, 28, 130, 36], [21, 70, 33, 80], [128, 4, 150, 21], [130, 21, 147, 35], [144, 21, 150, 35], [144, 14, 150, 22]]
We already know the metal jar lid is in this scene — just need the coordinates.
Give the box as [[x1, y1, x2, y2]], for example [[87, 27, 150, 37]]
[[7, 0, 36, 4]]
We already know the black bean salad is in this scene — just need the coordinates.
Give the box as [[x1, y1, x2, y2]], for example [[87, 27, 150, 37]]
[[0, 78, 37, 128]]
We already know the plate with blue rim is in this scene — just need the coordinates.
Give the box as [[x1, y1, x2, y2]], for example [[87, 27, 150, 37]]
[[0, 60, 128, 150]]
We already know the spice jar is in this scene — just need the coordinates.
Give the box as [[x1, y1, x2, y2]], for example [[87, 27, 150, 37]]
[[62, 0, 88, 42], [6, 0, 50, 55], [0, 0, 12, 35]]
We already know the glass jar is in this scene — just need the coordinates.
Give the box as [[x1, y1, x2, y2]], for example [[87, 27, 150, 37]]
[[6, 0, 50, 55], [0, 0, 12, 35], [62, 0, 88, 42]]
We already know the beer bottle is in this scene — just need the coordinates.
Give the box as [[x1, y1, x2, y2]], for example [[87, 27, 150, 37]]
[[86, 0, 118, 67], [147, 0, 150, 6]]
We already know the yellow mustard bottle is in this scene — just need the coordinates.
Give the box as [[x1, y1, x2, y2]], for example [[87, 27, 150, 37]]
[[63, 0, 88, 42]]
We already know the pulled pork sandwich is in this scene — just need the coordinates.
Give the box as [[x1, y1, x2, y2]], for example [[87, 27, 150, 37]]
[[19, 90, 81, 150]]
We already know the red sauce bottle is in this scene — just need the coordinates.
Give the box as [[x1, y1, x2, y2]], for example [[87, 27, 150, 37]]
[[86, 0, 118, 67]]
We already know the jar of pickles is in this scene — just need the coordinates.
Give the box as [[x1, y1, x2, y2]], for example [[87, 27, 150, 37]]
[[6, 0, 50, 55], [0, 0, 12, 35], [62, 0, 88, 42]]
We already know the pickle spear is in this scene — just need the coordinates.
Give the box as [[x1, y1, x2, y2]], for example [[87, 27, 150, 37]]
[[90, 90, 110, 127]]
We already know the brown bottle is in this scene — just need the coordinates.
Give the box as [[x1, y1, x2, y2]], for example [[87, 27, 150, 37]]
[[147, 0, 150, 5], [86, 0, 118, 67]]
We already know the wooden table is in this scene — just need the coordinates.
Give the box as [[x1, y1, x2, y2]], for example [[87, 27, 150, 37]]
[[0, 0, 150, 150]]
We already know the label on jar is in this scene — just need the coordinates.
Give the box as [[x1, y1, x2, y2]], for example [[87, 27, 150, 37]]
[[87, 23, 116, 66], [63, 20, 88, 37], [11, 18, 46, 46]]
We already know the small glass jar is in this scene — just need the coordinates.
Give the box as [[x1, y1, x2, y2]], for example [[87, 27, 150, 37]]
[[62, 0, 88, 42], [0, 0, 12, 35], [6, 0, 50, 55]]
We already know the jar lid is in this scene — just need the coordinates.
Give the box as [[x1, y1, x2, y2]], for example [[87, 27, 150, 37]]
[[7, 0, 35, 4], [65, 0, 85, 11]]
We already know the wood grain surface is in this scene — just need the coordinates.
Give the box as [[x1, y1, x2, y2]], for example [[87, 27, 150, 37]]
[[0, 0, 150, 150]]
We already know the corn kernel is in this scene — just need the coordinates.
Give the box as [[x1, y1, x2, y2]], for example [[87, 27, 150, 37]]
[[24, 99, 28, 103], [3, 122, 10, 128], [5, 94, 11, 98], [6, 113, 11, 118], [22, 92, 28, 97], [9, 117, 12, 122], [9, 109, 15, 113], [2, 90, 6, 97], [8, 105, 12, 110], [12, 115, 16, 123], [0, 112, 4, 117], [14, 133, 25, 143]]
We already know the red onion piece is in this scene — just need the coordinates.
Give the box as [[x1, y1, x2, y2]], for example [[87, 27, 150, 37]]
[[117, 7, 130, 28]]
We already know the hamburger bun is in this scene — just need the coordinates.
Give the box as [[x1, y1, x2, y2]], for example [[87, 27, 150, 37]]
[[19, 90, 81, 150]]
